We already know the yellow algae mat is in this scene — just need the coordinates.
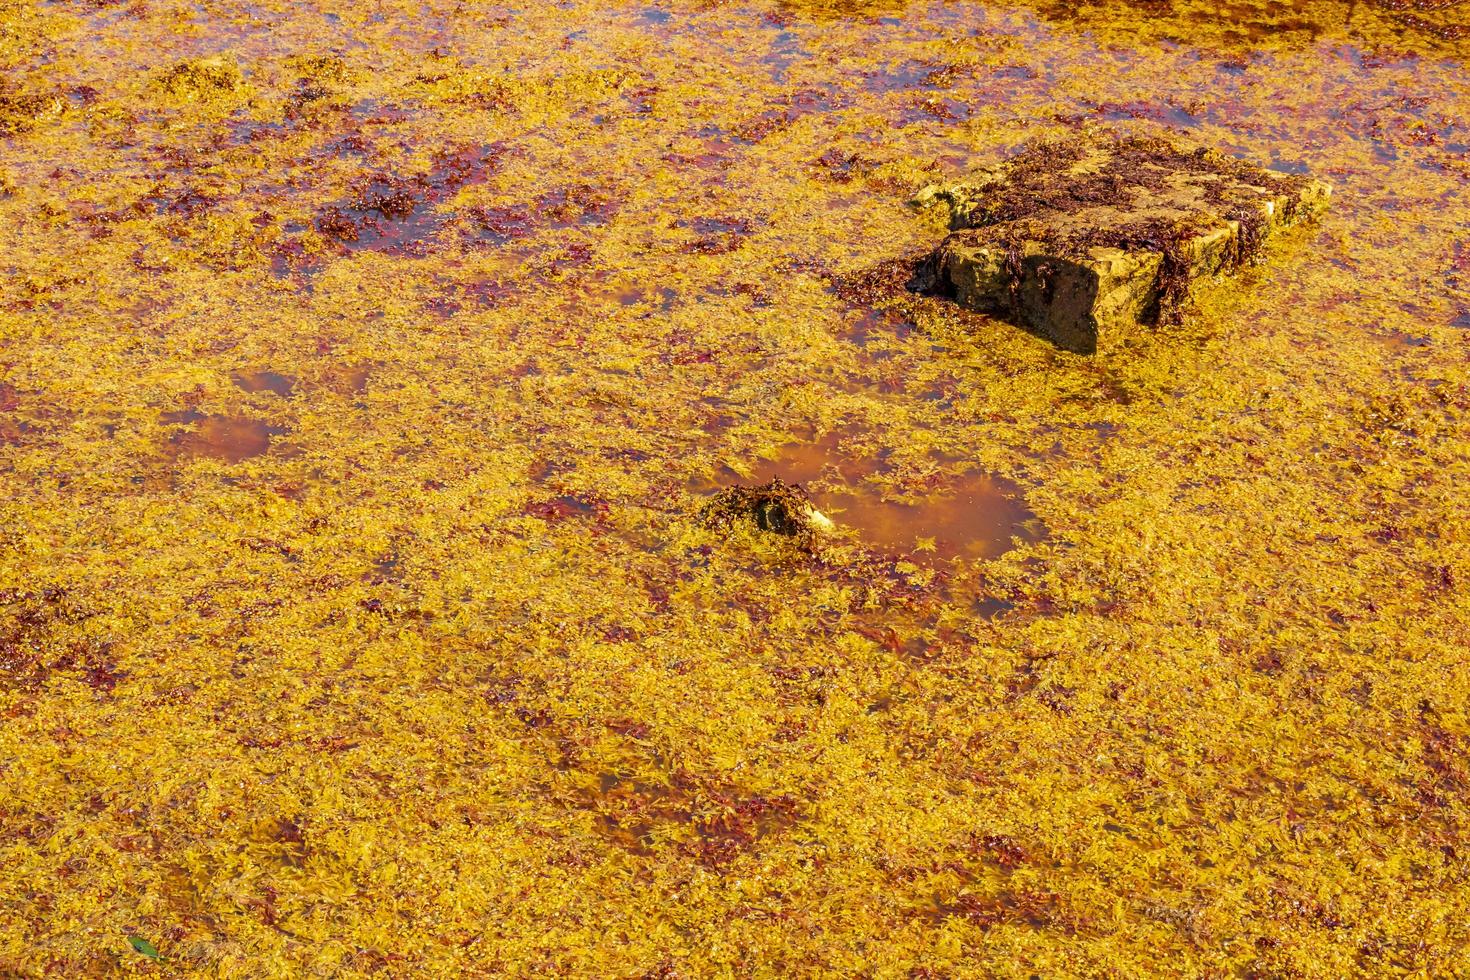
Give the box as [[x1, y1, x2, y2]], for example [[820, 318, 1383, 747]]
[[2, 0, 1468, 975]]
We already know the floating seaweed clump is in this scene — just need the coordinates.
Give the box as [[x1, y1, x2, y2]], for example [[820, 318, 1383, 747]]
[[912, 132, 1332, 353], [0, 82, 63, 137], [1012, 0, 1470, 52], [157, 55, 244, 102]]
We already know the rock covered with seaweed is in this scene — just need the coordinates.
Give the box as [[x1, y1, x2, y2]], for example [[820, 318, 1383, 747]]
[[912, 133, 1332, 353], [700, 478, 835, 551]]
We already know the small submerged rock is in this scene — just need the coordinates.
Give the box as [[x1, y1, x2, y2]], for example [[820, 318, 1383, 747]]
[[911, 133, 1332, 353], [700, 479, 834, 549]]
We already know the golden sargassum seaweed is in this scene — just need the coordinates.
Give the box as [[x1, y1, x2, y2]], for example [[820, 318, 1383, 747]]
[[0, 0, 1467, 976]]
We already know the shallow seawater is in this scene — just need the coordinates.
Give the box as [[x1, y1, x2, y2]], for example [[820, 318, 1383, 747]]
[[232, 369, 296, 396], [3, 0, 1470, 975], [162, 411, 284, 462], [733, 430, 1041, 559]]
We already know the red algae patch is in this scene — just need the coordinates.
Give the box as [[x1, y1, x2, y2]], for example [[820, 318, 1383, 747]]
[[313, 144, 503, 255]]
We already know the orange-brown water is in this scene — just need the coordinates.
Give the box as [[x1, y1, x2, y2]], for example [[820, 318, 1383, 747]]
[[736, 430, 1042, 559], [231, 369, 297, 396], [163, 411, 282, 462]]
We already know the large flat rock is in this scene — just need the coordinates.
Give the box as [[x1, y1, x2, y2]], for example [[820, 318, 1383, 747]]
[[913, 135, 1332, 354]]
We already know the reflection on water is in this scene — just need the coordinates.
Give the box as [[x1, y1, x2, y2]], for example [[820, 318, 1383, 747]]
[[736, 431, 1041, 560]]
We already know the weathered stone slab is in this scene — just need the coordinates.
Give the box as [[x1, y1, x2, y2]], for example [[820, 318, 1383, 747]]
[[912, 135, 1332, 354]]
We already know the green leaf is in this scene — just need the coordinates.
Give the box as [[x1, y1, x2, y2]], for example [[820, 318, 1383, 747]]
[[128, 935, 162, 960]]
